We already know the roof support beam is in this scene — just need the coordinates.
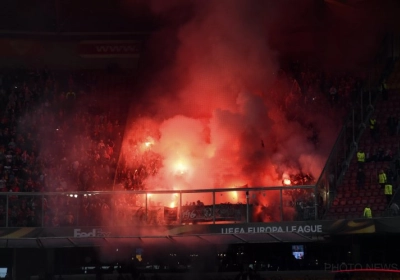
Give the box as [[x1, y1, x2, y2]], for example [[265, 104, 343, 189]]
[[232, 234, 248, 243], [67, 238, 76, 247], [268, 234, 282, 242]]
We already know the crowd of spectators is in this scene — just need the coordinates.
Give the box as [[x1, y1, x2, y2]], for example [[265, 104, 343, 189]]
[[283, 61, 362, 109], [0, 62, 366, 228], [273, 61, 363, 150], [0, 68, 132, 227], [326, 61, 400, 218], [0, 67, 206, 228]]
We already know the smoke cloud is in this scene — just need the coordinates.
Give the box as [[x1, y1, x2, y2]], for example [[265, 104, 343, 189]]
[[121, 0, 346, 196], [117, 0, 399, 225]]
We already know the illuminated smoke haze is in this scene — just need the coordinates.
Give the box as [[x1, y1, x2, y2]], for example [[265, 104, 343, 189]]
[[116, 0, 399, 223], [120, 0, 342, 198]]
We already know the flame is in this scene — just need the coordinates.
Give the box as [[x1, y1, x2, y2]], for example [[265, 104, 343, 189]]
[[283, 179, 291, 186], [282, 172, 291, 186], [229, 191, 238, 202], [170, 193, 179, 208], [174, 160, 189, 175], [142, 137, 155, 150]]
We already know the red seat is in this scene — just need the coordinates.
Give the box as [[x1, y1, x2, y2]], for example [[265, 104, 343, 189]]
[[333, 200, 339, 206], [354, 199, 361, 205], [378, 205, 385, 211], [362, 199, 368, 204], [372, 205, 378, 211], [350, 207, 357, 212], [337, 193, 343, 199], [346, 214, 354, 219], [340, 200, 346, 206], [370, 185, 378, 190], [368, 198, 375, 204], [343, 207, 350, 213], [336, 207, 343, 213], [347, 200, 354, 205]]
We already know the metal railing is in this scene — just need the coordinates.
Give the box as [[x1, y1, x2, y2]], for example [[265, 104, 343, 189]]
[[316, 33, 395, 217], [0, 185, 317, 228]]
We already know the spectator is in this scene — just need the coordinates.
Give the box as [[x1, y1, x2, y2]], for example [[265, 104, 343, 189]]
[[378, 169, 387, 189], [369, 115, 377, 142], [356, 148, 365, 168], [363, 205, 372, 218], [384, 182, 393, 204], [390, 202, 399, 216]]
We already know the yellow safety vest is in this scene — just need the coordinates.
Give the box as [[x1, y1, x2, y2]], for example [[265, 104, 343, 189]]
[[385, 184, 393, 195], [357, 152, 365, 162], [363, 207, 372, 218], [379, 173, 387, 184], [370, 119, 376, 129]]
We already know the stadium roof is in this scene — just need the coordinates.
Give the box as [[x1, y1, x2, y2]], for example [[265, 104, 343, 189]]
[[1, 0, 398, 34]]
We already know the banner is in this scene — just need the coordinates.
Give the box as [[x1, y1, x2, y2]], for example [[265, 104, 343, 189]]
[[2, 217, 400, 241], [0, 39, 44, 56], [164, 207, 178, 222], [0, 39, 142, 68], [77, 40, 142, 58], [181, 204, 248, 223]]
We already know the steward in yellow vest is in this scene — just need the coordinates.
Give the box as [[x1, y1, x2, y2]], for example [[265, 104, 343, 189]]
[[363, 206, 372, 218], [357, 149, 365, 168], [385, 184, 393, 204]]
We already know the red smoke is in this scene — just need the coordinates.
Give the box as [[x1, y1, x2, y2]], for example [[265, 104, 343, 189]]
[[119, 0, 393, 219]]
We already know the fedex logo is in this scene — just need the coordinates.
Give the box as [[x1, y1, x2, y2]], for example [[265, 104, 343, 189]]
[[74, 228, 96, 237], [73, 228, 111, 237]]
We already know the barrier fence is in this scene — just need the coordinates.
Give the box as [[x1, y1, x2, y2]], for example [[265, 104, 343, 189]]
[[316, 33, 395, 216], [0, 186, 316, 228]]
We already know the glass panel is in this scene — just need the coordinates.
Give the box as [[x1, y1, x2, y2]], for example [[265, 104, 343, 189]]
[[214, 190, 247, 223], [316, 165, 332, 218], [8, 194, 43, 227], [44, 194, 79, 227], [250, 189, 282, 223], [112, 193, 147, 227], [215, 190, 246, 204], [0, 195, 6, 227], [282, 187, 316, 221], [140, 192, 180, 226], [180, 192, 213, 224], [77, 193, 112, 227], [145, 193, 174, 225]]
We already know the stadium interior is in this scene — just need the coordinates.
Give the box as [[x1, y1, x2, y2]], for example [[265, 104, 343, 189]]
[[0, 0, 400, 279]]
